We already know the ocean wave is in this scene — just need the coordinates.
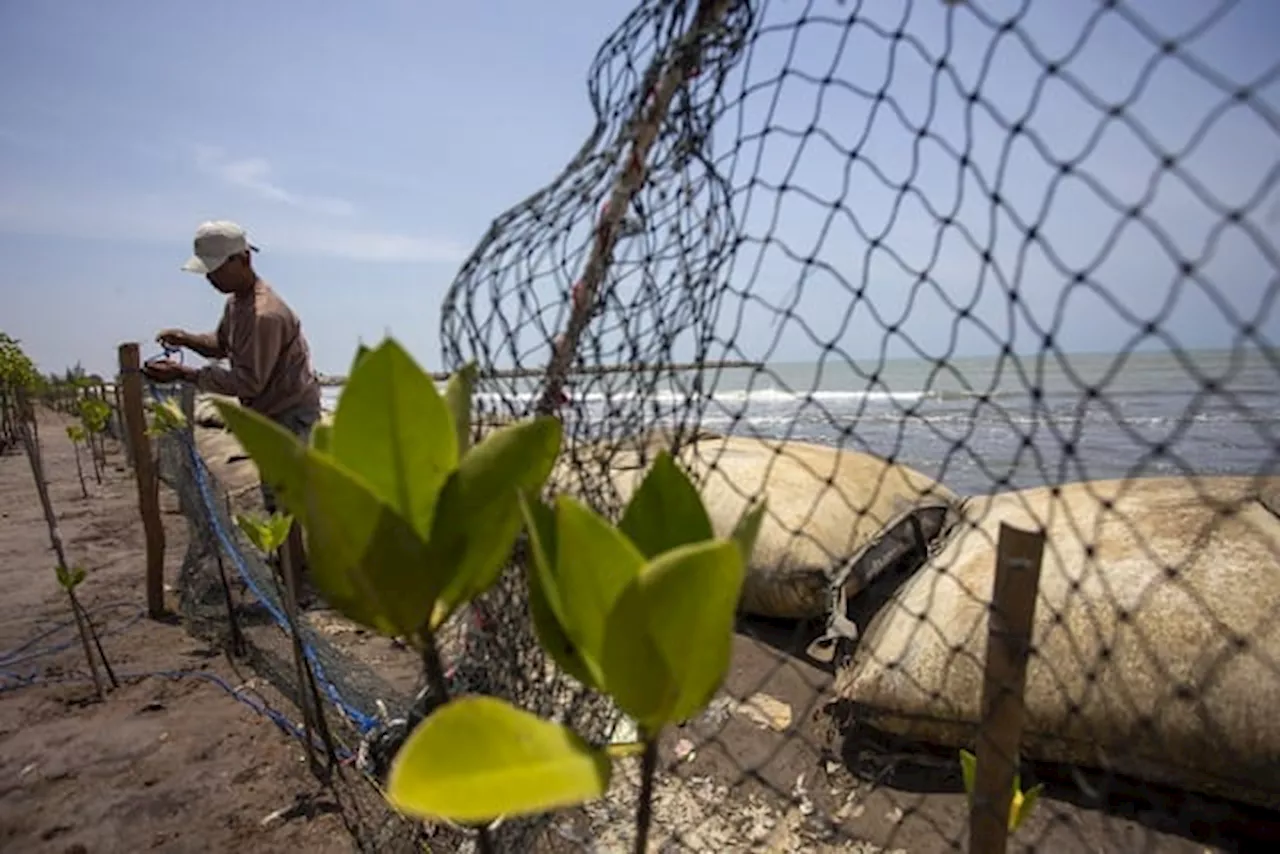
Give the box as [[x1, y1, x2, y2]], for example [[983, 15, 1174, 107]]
[[320, 385, 1274, 427], [314, 386, 942, 408], [490, 387, 934, 407]]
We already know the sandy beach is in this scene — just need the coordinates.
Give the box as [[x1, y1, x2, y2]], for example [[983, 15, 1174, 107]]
[[0, 410, 355, 853], [0, 396, 1271, 852]]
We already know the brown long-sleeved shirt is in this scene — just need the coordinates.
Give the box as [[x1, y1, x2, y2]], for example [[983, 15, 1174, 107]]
[[187, 280, 321, 420]]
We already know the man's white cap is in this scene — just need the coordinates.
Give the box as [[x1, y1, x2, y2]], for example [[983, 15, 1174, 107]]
[[181, 220, 259, 274]]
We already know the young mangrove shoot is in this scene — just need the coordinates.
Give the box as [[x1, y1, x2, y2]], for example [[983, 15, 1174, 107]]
[[236, 509, 338, 777], [214, 336, 765, 853], [19, 419, 113, 698], [959, 748, 1044, 834], [66, 424, 89, 499]]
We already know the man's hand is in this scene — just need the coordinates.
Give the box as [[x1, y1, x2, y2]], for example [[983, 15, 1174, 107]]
[[142, 359, 196, 385], [156, 329, 189, 349]]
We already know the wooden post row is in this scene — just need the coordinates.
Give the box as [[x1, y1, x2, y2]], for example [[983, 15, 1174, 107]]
[[118, 342, 166, 619], [968, 523, 1046, 854]]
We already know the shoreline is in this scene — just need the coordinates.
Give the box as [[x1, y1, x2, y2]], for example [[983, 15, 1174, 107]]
[[314, 358, 764, 387]]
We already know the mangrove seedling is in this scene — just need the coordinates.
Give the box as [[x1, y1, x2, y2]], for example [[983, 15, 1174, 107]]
[[146, 397, 188, 437], [0, 332, 38, 453], [55, 562, 119, 691], [214, 338, 765, 851], [66, 424, 90, 499], [384, 453, 763, 848], [142, 396, 189, 512], [235, 510, 295, 557], [18, 415, 113, 699], [235, 509, 338, 777], [214, 341, 549, 851], [78, 396, 112, 483]]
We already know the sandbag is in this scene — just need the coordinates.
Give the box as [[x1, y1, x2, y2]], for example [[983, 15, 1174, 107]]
[[586, 434, 960, 619], [191, 393, 238, 429], [833, 475, 1280, 809], [192, 393, 960, 621], [192, 424, 263, 504]]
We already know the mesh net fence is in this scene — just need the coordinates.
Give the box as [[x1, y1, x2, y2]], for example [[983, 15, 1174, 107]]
[[166, 0, 1278, 851]]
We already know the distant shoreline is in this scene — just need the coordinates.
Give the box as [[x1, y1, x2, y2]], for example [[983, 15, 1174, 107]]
[[309, 344, 1278, 388], [314, 359, 765, 387]]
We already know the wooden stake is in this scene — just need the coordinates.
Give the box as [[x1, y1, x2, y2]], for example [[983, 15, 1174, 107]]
[[969, 523, 1047, 854], [119, 343, 166, 619]]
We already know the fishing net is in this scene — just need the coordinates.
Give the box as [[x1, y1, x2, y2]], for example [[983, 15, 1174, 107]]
[[163, 0, 1278, 851], [438, 0, 1280, 850]]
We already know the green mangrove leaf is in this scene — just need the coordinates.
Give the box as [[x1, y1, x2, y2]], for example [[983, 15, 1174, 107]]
[[607, 540, 745, 728], [215, 400, 436, 636], [426, 417, 562, 630], [149, 398, 186, 434], [301, 455, 438, 635], [330, 338, 457, 539], [235, 511, 294, 555], [55, 564, 86, 591], [1012, 782, 1044, 831], [213, 400, 308, 512], [730, 500, 766, 564], [235, 513, 268, 553], [553, 496, 646, 684], [444, 361, 478, 456], [65, 424, 86, 443], [617, 450, 713, 559], [387, 695, 611, 823], [349, 342, 373, 375], [600, 579, 676, 728], [78, 397, 113, 433], [959, 749, 977, 795], [310, 422, 332, 454], [958, 749, 1041, 831], [518, 492, 599, 689]]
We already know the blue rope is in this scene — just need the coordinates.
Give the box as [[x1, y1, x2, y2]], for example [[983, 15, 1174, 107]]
[[0, 666, 354, 762], [0, 603, 145, 667], [145, 357, 378, 734], [0, 600, 134, 662]]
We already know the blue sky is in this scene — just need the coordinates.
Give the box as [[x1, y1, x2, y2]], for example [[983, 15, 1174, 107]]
[[2, 0, 1277, 379]]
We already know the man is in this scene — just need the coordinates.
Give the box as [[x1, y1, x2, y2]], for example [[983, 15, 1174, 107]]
[[143, 220, 321, 605]]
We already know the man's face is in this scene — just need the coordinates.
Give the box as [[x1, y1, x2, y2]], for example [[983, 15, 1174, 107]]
[[206, 253, 249, 293]]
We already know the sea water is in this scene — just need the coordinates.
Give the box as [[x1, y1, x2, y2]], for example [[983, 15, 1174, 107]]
[[321, 347, 1278, 496]]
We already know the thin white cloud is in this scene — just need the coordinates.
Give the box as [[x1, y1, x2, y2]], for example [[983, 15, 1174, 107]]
[[194, 145, 356, 217], [277, 226, 470, 264]]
